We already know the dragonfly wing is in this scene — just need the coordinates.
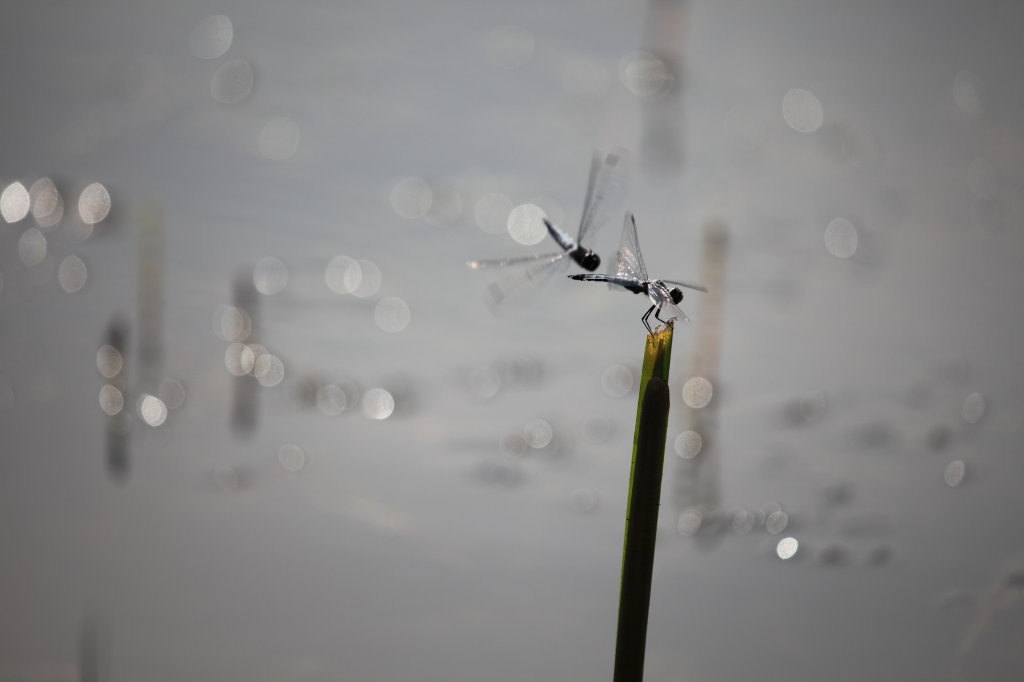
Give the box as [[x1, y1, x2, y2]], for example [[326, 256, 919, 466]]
[[482, 252, 569, 314], [468, 251, 564, 270], [576, 148, 629, 246], [658, 301, 691, 326], [613, 212, 647, 281], [661, 278, 708, 293]]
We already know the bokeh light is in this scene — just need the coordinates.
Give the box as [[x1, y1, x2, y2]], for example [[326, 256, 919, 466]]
[[674, 430, 703, 459], [776, 537, 799, 560], [952, 69, 983, 118], [258, 117, 301, 160], [316, 383, 347, 416], [225, 343, 256, 376], [351, 259, 381, 298], [731, 508, 755, 534], [682, 377, 713, 409], [362, 388, 395, 420], [374, 296, 411, 333], [58, 255, 88, 293], [254, 353, 285, 387], [619, 51, 673, 98], [278, 444, 306, 473], [211, 59, 254, 104], [190, 15, 233, 60], [253, 257, 288, 295], [390, 177, 433, 219], [1, 181, 30, 223], [29, 178, 60, 225], [98, 384, 124, 416], [499, 432, 528, 457], [824, 217, 858, 259], [782, 88, 823, 133], [325, 255, 362, 294], [524, 418, 553, 449], [677, 509, 702, 536], [139, 394, 168, 427], [466, 365, 501, 399], [18, 227, 47, 267], [96, 345, 123, 378], [570, 488, 600, 514], [214, 305, 253, 342], [78, 183, 111, 224], [961, 392, 986, 424], [945, 460, 966, 487], [765, 510, 789, 535], [601, 364, 634, 398], [507, 203, 547, 246], [158, 378, 186, 410]]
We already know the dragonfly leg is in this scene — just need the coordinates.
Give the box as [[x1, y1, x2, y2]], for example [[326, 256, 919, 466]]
[[641, 305, 655, 334], [654, 304, 670, 330]]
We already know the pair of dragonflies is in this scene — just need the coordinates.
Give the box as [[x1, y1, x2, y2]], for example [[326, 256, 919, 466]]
[[467, 149, 706, 333]]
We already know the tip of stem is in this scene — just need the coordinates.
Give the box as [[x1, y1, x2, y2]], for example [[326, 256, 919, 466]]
[[646, 321, 674, 345]]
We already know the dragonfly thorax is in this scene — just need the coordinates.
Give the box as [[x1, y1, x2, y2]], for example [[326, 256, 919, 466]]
[[648, 280, 683, 303], [571, 247, 601, 271]]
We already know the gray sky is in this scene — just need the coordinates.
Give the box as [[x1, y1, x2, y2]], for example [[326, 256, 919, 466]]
[[2, 1, 1023, 680]]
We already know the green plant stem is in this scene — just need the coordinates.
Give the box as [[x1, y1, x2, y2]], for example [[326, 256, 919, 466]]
[[614, 324, 674, 682]]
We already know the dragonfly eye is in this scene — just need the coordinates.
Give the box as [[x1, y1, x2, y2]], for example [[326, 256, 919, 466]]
[[579, 251, 601, 271], [670, 288, 683, 304]]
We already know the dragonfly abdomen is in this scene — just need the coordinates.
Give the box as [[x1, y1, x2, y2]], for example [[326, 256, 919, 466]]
[[544, 219, 578, 252]]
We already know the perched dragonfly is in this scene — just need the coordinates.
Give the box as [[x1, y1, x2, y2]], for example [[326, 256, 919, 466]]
[[569, 212, 707, 333], [467, 149, 628, 313]]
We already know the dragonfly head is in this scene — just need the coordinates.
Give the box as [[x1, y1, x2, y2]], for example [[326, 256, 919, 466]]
[[577, 250, 601, 271], [669, 287, 684, 305]]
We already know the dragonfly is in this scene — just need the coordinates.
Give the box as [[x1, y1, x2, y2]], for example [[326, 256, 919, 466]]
[[467, 149, 628, 313], [569, 212, 707, 333]]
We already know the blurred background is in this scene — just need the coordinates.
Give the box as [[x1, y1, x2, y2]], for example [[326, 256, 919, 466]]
[[2, 1, 1023, 680]]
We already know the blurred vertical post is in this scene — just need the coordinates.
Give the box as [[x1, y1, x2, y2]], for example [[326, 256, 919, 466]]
[[232, 270, 259, 437], [640, 0, 690, 170], [614, 327, 673, 682], [136, 201, 163, 393], [103, 316, 131, 483], [78, 612, 108, 682], [673, 221, 729, 542]]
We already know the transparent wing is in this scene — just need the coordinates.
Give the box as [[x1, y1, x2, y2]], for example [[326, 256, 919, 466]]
[[612, 212, 647, 282], [467, 252, 564, 270], [650, 284, 691, 326], [576, 148, 629, 246], [482, 252, 569, 314], [661, 278, 708, 293], [656, 300, 691, 326]]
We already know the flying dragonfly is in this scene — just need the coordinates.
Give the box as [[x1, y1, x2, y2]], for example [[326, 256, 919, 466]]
[[569, 212, 707, 333], [467, 149, 628, 313]]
